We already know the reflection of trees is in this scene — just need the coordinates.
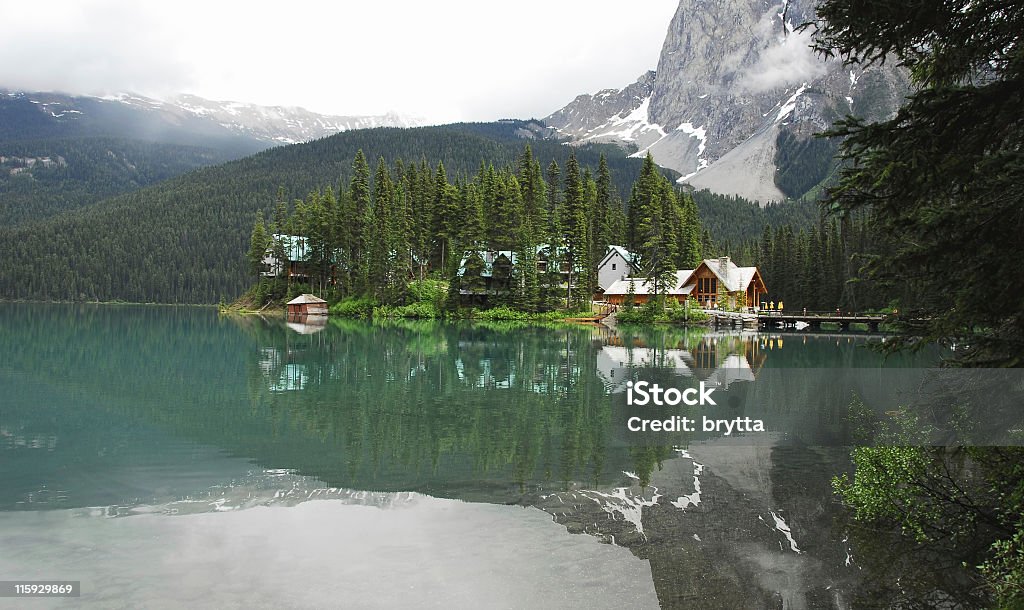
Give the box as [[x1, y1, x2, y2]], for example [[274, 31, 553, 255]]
[[0, 305, 631, 500], [245, 317, 619, 492]]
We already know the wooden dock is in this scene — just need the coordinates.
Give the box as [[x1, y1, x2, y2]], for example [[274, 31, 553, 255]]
[[757, 313, 885, 331], [705, 311, 886, 331]]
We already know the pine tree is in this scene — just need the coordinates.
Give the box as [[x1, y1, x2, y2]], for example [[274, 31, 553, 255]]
[[460, 182, 486, 250], [247, 211, 270, 281], [367, 157, 394, 299], [676, 192, 702, 268], [349, 150, 372, 293], [545, 160, 563, 245], [628, 154, 661, 254], [389, 164, 412, 302], [518, 145, 548, 235], [562, 151, 590, 308], [593, 155, 614, 260]]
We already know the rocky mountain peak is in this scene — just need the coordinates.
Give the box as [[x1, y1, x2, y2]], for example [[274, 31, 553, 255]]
[[545, 0, 909, 204]]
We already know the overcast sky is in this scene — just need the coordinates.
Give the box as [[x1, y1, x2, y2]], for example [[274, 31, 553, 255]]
[[0, 1, 679, 124]]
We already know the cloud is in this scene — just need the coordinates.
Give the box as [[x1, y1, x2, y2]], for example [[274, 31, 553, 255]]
[[0, 0, 678, 124], [0, 1, 192, 97], [740, 27, 827, 93]]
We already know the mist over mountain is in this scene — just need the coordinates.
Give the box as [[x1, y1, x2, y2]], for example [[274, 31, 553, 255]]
[[1, 89, 423, 148], [545, 0, 910, 204]]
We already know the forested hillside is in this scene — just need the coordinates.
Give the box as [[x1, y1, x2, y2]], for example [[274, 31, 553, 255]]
[[0, 137, 242, 226], [0, 122, 665, 303], [691, 190, 819, 245], [0, 92, 271, 225]]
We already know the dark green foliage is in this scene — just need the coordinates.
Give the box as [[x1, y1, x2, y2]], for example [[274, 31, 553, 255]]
[[810, 0, 1024, 366], [691, 190, 819, 246], [810, 1, 1024, 605], [774, 128, 840, 200], [630, 154, 693, 306], [562, 152, 590, 307], [0, 137, 243, 226], [328, 296, 378, 318], [247, 211, 269, 280]]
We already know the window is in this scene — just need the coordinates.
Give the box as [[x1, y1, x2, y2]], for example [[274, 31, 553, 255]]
[[612, 263, 617, 270], [696, 277, 717, 299]]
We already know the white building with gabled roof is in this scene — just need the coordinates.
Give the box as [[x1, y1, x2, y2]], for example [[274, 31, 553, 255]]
[[596, 245, 640, 294]]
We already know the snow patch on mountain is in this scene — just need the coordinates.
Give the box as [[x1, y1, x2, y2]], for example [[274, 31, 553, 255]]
[[582, 95, 666, 144]]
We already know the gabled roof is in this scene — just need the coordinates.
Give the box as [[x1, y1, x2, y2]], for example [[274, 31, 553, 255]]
[[598, 245, 639, 270], [456, 250, 517, 277], [287, 293, 327, 305], [604, 273, 695, 296], [694, 258, 760, 292]]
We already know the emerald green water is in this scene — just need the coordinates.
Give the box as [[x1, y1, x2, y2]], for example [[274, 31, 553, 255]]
[[0, 304, 951, 608]]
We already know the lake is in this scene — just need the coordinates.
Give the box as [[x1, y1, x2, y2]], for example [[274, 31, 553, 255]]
[[0, 303, 974, 608]]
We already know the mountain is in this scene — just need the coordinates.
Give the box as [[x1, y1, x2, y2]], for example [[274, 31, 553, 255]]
[[2, 89, 424, 148], [166, 94, 424, 145], [0, 90, 425, 226], [544, 0, 910, 204]]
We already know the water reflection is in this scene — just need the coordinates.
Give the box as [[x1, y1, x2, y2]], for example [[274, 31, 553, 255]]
[[598, 330, 764, 393], [1, 304, 981, 608]]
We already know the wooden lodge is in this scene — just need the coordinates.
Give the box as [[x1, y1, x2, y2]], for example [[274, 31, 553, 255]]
[[286, 294, 328, 316], [604, 256, 768, 310], [689, 257, 767, 310]]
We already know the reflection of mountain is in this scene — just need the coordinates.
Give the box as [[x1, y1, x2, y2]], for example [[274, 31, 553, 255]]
[[597, 331, 767, 393], [537, 440, 870, 608]]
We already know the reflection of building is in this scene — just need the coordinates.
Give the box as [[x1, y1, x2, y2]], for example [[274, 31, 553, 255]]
[[596, 332, 765, 393], [286, 319, 326, 334], [259, 347, 310, 392]]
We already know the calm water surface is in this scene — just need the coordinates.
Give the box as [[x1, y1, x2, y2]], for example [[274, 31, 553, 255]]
[[0, 304, 949, 608]]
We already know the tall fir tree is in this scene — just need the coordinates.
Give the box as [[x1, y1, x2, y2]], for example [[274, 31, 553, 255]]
[[562, 151, 591, 308], [349, 150, 372, 292], [247, 211, 269, 281]]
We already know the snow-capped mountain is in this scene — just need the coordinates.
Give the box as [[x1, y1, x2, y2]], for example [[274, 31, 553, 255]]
[[2, 89, 424, 147], [545, 0, 910, 204], [155, 94, 423, 144]]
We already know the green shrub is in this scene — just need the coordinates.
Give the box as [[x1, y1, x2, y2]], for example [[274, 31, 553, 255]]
[[617, 308, 654, 324], [374, 301, 441, 319], [407, 279, 448, 305], [471, 306, 530, 321], [330, 296, 378, 318]]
